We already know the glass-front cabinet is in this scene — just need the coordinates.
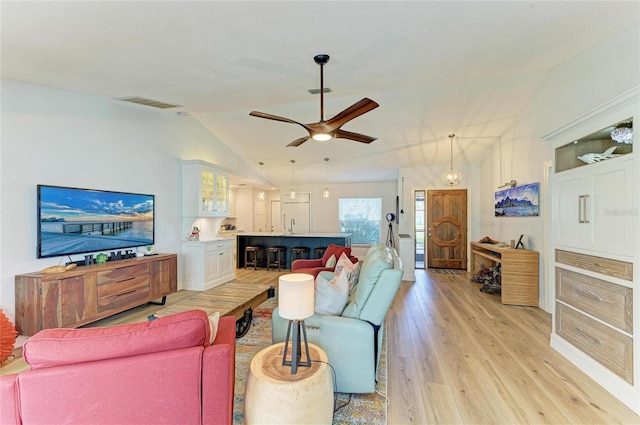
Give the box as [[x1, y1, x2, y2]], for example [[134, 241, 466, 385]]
[[183, 160, 229, 217]]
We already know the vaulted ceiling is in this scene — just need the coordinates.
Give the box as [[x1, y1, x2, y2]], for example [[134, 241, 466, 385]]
[[2, 1, 638, 187]]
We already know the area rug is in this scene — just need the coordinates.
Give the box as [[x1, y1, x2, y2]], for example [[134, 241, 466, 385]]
[[233, 297, 387, 425], [429, 268, 467, 275]]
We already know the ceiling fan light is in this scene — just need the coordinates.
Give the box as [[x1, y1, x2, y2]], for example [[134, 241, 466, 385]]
[[312, 133, 332, 142]]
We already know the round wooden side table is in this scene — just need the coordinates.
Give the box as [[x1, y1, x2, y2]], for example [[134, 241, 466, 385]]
[[244, 342, 333, 424]]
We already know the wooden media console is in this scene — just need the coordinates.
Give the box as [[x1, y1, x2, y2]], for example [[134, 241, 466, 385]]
[[15, 253, 177, 336], [470, 242, 539, 306]]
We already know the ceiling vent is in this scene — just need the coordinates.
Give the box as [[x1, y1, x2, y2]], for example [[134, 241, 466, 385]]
[[307, 87, 332, 95], [116, 96, 182, 109]]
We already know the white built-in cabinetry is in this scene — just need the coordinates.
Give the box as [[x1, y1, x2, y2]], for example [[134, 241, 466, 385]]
[[545, 87, 639, 414], [181, 160, 235, 290], [182, 239, 234, 291], [183, 160, 229, 217]]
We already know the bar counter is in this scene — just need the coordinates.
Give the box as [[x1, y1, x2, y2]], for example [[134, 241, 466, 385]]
[[236, 233, 351, 269]]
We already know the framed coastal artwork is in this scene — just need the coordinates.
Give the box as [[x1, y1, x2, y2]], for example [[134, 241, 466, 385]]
[[495, 182, 539, 217]]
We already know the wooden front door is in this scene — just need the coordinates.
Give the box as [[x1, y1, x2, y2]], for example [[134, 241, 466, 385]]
[[427, 189, 467, 269]]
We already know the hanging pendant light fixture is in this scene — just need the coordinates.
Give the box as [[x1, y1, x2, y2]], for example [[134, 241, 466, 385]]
[[322, 158, 330, 200], [258, 162, 265, 201], [441, 133, 462, 186], [289, 160, 296, 200]]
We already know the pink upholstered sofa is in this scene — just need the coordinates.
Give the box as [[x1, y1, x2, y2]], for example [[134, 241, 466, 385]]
[[291, 243, 358, 278], [0, 310, 236, 425]]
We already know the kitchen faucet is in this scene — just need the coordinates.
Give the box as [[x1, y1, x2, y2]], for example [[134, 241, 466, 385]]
[[289, 218, 295, 234]]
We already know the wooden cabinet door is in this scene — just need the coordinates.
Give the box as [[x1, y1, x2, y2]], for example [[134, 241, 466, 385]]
[[42, 274, 97, 330], [149, 257, 177, 298], [426, 189, 467, 269]]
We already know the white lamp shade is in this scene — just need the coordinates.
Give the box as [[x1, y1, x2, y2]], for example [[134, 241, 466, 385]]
[[278, 273, 315, 320]]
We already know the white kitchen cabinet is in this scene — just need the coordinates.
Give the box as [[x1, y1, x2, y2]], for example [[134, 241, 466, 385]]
[[554, 156, 633, 257], [182, 239, 235, 291], [183, 160, 229, 217]]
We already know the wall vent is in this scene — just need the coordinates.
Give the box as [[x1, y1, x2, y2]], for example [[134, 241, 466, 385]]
[[115, 96, 182, 109]]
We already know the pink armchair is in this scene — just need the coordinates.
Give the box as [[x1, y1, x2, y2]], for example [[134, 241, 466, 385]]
[[0, 310, 236, 425], [291, 243, 358, 278]]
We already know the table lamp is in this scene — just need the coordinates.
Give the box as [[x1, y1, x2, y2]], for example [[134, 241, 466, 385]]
[[278, 273, 315, 374]]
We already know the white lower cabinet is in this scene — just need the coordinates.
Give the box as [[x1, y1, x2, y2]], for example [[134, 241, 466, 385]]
[[182, 239, 235, 291]]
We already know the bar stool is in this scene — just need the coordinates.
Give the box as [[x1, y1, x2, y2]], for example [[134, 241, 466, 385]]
[[267, 246, 287, 271], [290, 246, 310, 262], [314, 247, 326, 259], [245, 245, 264, 270]]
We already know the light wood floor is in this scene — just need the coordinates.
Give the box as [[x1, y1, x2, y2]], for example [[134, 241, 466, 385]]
[[3, 268, 640, 424], [388, 269, 640, 424]]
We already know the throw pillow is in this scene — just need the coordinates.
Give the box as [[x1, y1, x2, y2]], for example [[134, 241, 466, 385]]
[[325, 254, 337, 268], [334, 252, 357, 289], [314, 271, 349, 315], [321, 244, 352, 266], [208, 312, 220, 345]]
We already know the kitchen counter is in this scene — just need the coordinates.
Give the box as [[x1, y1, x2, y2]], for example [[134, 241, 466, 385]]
[[236, 233, 351, 269]]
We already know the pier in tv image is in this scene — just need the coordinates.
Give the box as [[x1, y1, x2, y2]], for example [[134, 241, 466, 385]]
[[494, 182, 539, 217], [37, 185, 155, 258]]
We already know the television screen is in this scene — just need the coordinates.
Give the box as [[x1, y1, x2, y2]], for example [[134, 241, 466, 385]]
[[37, 185, 155, 259]]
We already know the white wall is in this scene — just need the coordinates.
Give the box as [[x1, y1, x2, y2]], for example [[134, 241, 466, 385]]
[[475, 24, 640, 311], [0, 79, 254, 321]]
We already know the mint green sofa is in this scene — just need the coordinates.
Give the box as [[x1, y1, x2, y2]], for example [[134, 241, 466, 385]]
[[272, 243, 403, 393]]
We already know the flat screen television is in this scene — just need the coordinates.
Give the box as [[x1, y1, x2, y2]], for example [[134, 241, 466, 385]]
[[37, 185, 155, 259]]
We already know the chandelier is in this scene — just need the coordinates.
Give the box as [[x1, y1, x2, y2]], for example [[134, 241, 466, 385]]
[[611, 121, 633, 144], [441, 133, 462, 186]]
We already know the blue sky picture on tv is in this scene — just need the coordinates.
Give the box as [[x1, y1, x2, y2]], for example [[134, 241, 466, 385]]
[[37, 185, 154, 258]]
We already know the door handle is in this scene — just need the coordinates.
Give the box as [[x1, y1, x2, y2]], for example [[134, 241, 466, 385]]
[[578, 195, 585, 223], [583, 194, 590, 224], [427, 227, 432, 237]]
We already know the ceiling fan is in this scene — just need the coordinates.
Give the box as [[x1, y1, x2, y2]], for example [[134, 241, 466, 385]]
[[249, 54, 379, 147]]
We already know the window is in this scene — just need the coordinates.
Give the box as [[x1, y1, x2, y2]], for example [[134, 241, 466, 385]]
[[339, 198, 382, 244]]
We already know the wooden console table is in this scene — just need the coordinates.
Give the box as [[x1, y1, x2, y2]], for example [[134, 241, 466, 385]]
[[15, 253, 177, 336], [470, 242, 539, 306]]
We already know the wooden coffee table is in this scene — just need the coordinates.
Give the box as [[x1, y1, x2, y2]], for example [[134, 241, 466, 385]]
[[152, 281, 274, 337], [244, 342, 334, 424]]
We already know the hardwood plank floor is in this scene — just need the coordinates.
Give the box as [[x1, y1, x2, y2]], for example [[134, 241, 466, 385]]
[[387, 269, 640, 424], [3, 268, 640, 424]]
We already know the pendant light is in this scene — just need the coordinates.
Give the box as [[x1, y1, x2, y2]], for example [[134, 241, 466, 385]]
[[322, 158, 330, 200], [289, 160, 296, 200], [441, 133, 462, 186], [258, 162, 265, 200]]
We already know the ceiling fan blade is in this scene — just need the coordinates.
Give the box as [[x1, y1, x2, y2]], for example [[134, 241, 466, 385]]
[[286, 136, 310, 147], [334, 129, 377, 144], [324, 98, 379, 131], [249, 111, 303, 126]]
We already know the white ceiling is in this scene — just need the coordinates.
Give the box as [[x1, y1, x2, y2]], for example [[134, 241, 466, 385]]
[[2, 1, 638, 188]]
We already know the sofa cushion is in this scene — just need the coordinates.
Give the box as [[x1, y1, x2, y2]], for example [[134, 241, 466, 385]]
[[23, 310, 210, 369], [325, 254, 337, 268], [321, 244, 352, 267], [314, 271, 349, 315], [342, 244, 393, 319]]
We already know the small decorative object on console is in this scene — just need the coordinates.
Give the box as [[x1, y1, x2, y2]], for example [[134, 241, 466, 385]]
[[610, 120, 633, 144], [39, 263, 77, 274], [478, 236, 498, 244], [95, 253, 108, 264]]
